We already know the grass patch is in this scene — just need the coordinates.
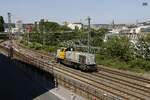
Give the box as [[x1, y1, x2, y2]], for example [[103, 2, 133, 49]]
[[20, 40, 150, 73], [96, 54, 148, 73], [42, 45, 58, 52], [20, 40, 58, 53]]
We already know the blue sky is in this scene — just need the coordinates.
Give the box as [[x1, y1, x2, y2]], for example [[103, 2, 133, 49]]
[[0, 0, 150, 24]]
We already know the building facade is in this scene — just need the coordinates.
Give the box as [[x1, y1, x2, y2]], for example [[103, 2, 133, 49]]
[[67, 23, 83, 30]]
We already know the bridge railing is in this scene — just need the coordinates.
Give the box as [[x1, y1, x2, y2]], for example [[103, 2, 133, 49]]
[[0, 44, 122, 100]]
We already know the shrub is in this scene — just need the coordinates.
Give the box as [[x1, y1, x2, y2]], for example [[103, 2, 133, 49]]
[[104, 36, 134, 62], [44, 46, 58, 52], [129, 59, 150, 71], [33, 43, 42, 50]]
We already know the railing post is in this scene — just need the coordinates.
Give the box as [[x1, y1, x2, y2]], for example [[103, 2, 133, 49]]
[[8, 47, 13, 58]]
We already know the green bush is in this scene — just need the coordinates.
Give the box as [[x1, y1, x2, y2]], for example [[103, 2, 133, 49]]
[[96, 54, 150, 72], [34, 43, 42, 50], [96, 54, 129, 70], [129, 59, 150, 71], [43, 46, 58, 52], [129, 59, 143, 69], [104, 36, 134, 62], [144, 61, 150, 71], [28, 43, 35, 48]]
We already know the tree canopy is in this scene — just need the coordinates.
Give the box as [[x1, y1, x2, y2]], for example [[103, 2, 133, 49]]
[[38, 19, 71, 33], [0, 16, 4, 32], [104, 36, 134, 61]]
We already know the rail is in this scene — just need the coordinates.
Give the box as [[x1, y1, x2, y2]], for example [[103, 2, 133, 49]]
[[1, 42, 150, 100]]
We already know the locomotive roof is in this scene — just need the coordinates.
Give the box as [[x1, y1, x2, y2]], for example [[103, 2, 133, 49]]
[[66, 51, 95, 56]]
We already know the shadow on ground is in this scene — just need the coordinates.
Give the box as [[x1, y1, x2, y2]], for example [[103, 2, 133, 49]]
[[0, 54, 56, 100]]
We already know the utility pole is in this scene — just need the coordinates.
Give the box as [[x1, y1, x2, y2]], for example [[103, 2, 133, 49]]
[[87, 16, 91, 53], [7, 12, 13, 58], [8, 12, 12, 40], [43, 25, 46, 46], [40, 19, 45, 46]]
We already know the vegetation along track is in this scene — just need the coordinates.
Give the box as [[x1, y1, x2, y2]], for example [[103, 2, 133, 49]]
[[13, 42, 150, 100], [13, 41, 53, 61]]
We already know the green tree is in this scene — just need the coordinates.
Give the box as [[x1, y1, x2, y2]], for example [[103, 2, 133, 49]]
[[143, 33, 150, 42], [60, 25, 72, 31], [44, 21, 60, 32], [24, 20, 81, 46], [0, 16, 4, 32], [136, 33, 150, 60], [90, 28, 108, 46], [104, 36, 134, 61], [97, 28, 108, 33]]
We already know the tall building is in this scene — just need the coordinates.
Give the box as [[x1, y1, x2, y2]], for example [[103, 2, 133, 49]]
[[16, 20, 23, 32], [112, 20, 115, 29]]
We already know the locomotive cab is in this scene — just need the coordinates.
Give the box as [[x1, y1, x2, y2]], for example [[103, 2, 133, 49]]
[[56, 47, 67, 60]]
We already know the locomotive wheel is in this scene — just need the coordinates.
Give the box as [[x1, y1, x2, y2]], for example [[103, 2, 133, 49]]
[[80, 65, 88, 72]]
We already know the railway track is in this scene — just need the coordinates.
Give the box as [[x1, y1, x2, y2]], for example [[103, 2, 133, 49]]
[[9, 41, 150, 100], [14, 51, 118, 99], [58, 64, 150, 99], [13, 41, 53, 60], [92, 72, 150, 98], [16, 52, 129, 99], [98, 66, 150, 85]]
